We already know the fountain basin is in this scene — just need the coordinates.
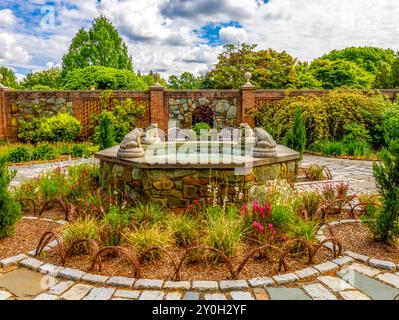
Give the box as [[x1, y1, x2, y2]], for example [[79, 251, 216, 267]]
[[95, 144, 300, 208]]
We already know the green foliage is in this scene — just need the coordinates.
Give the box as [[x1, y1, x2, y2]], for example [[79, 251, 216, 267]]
[[167, 215, 199, 247], [129, 202, 167, 226], [98, 111, 115, 150], [306, 165, 326, 181], [321, 47, 397, 88], [192, 122, 211, 137], [208, 44, 299, 89], [69, 144, 92, 158], [127, 225, 173, 260], [62, 217, 99, 253], [0, 66, 18, 88], [21, 68, 62, 90], [301, 192, 324, 219], [31, 144, 58, 161], [62, 66, 147, 90], [254, 90, 388, 146], [288, 218, 318, 243], [7, 146, 32, 163], [270, 205, 294, 232], [167, 72, 203, 89], [99, 205, 130, 246], [0, 156, 22, 239], [367, 116, 399, 243], [18, 113, 81, 143], [283, 108, 307, 158], [61, 16, 133, 78], [344, 140, 371, 157], [310, 59, 375, 89], [204, 206, 245, 258], [92, 91, 146, 143], [315, 141, 345, 156]]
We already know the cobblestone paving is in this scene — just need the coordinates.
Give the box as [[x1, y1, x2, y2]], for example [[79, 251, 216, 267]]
[[298, 155, 377, 195], [9, 158, 98, 188], [1, 262, 398, 300]]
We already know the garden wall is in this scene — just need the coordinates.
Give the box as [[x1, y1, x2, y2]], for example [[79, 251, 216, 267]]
[[0, 86, 398, 140]]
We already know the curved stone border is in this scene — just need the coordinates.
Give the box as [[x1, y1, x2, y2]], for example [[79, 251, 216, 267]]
[[0, 216, 356, 291], [318, 219, 399, 272]]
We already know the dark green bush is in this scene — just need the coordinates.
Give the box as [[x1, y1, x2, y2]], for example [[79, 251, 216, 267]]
[[0, 156, 22, 239], [315, 141, 345, 156], [364, 115, 399, 243], [283, 108, 307, 159], [7, 146, 32, 163], [62, 66, 148, 90], [31, 144, 58, 161], [98, 111, 115, 150], [70, 144, 89, 158]]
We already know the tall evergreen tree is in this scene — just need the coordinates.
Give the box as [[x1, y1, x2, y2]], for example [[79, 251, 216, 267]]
[[61, 16, 133, 77]]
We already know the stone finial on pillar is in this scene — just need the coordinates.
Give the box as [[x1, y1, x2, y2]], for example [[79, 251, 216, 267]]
[[241, 72, 256, 127]]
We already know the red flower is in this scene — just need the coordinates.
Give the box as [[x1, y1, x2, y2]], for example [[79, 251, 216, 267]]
[[267, 223, 273, 230], [194, 199, 199, 206], [281, 235, 287, 241], [252, 200, 259, 212], [265, 202, 271, 214]]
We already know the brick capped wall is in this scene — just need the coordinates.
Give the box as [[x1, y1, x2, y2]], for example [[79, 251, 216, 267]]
[[0, 88, 398, 140]]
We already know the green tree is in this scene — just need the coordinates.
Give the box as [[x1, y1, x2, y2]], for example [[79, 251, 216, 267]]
[[364, 117, 399, 243], [310, 59, 374, 89], [62, 16, 133, 77], [21, 67, 62, 89], [0, 156, 22, 239], [283, 108, 307, 159], [208, 44, 300, 89], [167, 72, 202, 89], [98, 111, 115, 150], [0, 66, 18, 88], [62, 66, 147, 90], [321, 47, 397, 88], [294, 62, 322, 89]]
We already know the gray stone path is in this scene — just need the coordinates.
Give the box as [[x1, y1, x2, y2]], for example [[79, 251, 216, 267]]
[[9, 157, 98, 188], [298, 155, 377, 194]]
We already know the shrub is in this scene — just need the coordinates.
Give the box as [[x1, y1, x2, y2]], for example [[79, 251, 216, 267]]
[[7, 146, 32, 163], [129, 202, 166, 226], [91, 91, 146, 143], [288, 218, 318, 243], [283, 107, 307, 159], [167, 215, 200, 247], [18, 113, 81, 143], [62, 217, 99, 253], [204, 206, 245, 258], [316, 141, 345, 156], [270, 205, 294, 232], [366, 117, 399, 243], [31, 144, 58, 161], [98, 111, 115, 150], [192, 105, 215, 126], [99, 205, 130, 246], [301, 192, 324, 219], [344, 140, 371, 157], [254, 90, 389, 147], [306, 165, 325, 181], [127, 225, 173, 260], [69, 144, 90, 158], [193, 122, 211, 137], [0, 156, 22, 239], [62, 66, 148, 90]]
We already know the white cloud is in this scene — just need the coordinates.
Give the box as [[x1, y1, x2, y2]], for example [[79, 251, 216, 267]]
[[219, 26, 248, 44], [0, 9, 18, 26], [1, 0, 399, 77]]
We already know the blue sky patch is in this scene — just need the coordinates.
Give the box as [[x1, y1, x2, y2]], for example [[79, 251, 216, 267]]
[[195, 21, 243, 46]]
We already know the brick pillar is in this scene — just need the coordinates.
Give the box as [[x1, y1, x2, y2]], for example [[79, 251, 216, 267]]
[[241, 83, 256, 128], [0, 87, 9, 140], [149, 80, 167, 133]]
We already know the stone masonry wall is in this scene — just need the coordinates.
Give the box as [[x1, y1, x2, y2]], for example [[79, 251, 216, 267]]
[[99, 159, 298, 208]]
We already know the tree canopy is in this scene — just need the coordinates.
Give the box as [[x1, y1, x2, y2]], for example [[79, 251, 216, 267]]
[[21, 67, 62, 90], [0, 66, 18, 88], [61, 16, 133, 78]]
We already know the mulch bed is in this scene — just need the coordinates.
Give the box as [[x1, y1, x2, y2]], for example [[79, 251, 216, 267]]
[[42, 243, 332, 281], [330, 221, 399, 264], [0, 219, 61, 260]]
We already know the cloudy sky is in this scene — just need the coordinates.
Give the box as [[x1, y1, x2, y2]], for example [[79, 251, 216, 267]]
[[1, 0, 399, 80]]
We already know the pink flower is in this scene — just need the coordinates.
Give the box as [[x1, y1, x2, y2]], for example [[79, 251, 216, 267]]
[[269, 236, 274, 241], [281, 235, 287, 241], [194, 199, 199, 206], [258, 224, 264, 233], [267, 223, 273, 230], [252, 220, 259, 229], [265, 202, 271, 214], [252, 200, 259, 212], [259, 206, 265, 219], [85, 202, 89, 207]]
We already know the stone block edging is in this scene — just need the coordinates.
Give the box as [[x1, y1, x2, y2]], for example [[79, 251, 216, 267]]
[[318, 219, 399, 272], [0, 216, 355, 290]]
